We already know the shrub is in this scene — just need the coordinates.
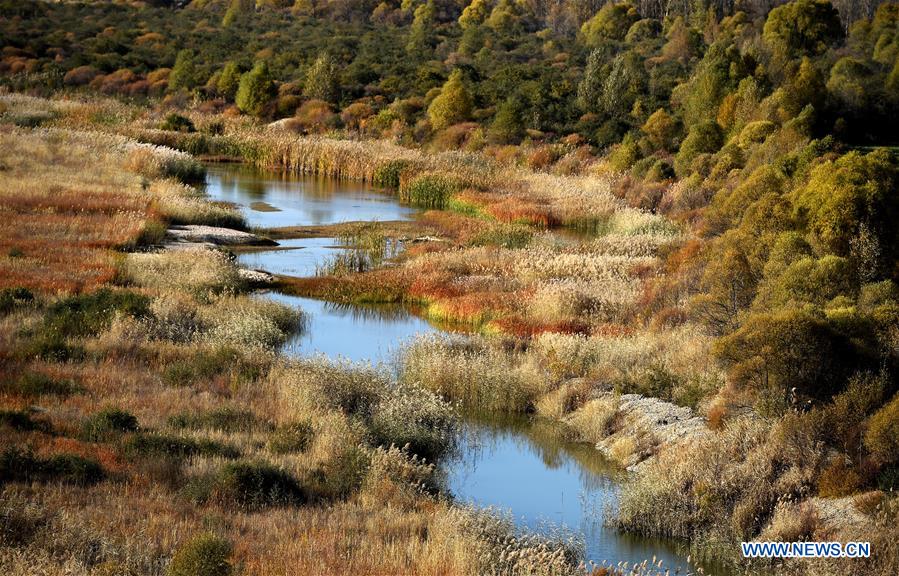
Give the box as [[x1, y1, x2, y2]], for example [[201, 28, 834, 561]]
[[675, 121, 723, 176], [0, 287, 34, 315], [369, 383, 458, 462], [267, 422, 314, 454], [43, 289, 151, 338], [865, 393, 899, 464], [168, 408, 260, 433], [0, 410, 52, 433], [167, 533, 232, 576], [3, 372, 77, 397], [185, 461, 306, 510], [713, 309, 863, 402], [81, 408, 139, 441], [124, 433, 240, 460], [817, 457, 861, 497], [0, 448, 104, 486], [160, 113, 196, 133]]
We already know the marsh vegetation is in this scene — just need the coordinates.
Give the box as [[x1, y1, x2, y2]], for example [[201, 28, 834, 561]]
[[3, 0, 899, 574]]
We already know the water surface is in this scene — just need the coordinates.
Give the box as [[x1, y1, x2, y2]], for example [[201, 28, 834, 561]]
[[202, 163, 416, 228], [449, 417, 704, 574], [203, 163, 707, 574]]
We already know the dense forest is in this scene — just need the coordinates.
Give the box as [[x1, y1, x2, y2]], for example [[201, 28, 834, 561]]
[[2, 1, 899, 575]]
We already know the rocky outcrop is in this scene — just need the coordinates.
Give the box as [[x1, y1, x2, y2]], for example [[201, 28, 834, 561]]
[[166, 225, 277, 246], [238, 268, 275, 285], [595, 393, 709, 470]]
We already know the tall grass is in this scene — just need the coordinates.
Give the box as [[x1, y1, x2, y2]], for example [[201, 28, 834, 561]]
[[397, 334, 548, 414]]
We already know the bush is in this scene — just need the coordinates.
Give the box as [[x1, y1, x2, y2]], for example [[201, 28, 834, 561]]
[[0, 447, 104, 486], [3, 372, 77, 397], [0, 410, 52, 433], [168, 408, 260, 433], [124, 433, 240, 460], [160, 113, 196, 133], [81, 408, 139, 441], [43, 289, 151, 338], [0, 287, 34, 315], [168, 533, 232, 576], [865, 393, 899, 464], [267, 422, 314, 454], [185, 461, 306, 510]]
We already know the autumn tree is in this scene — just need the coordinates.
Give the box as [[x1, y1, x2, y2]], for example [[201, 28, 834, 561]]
[[427, 69, 473, 130], [304, 54, 340, 104]]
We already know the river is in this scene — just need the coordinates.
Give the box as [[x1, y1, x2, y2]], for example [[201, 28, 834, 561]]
[[202, 162, 710, 575]]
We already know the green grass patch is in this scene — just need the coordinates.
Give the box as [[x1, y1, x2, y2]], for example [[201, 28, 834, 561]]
[[163, 346, 264, 388], [372, 159, 412, 189], [399, 173, 461, 209], [469, 224, 533, 249], [447, 196, 487, 218]]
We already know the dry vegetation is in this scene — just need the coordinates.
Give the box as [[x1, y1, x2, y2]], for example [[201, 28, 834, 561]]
[[3, 93, 898, 575], [0, 114, 585, 576]]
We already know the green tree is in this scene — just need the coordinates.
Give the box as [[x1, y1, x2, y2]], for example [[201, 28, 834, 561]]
[[763, 0, 842, 59], [304, 54, 340, 104], [713, 309, 860, 402], [674, 120, 723, 175], [427, 69, 473, 130], [223, 0, 253, 27], [459, 0, 491, 29], [489, 96, 525, 143], [236, 61, 275, 117], [216, 61, 242, 101], [169, 49, 197, 92], [793, 150, 899, 267], [406, 0, 436, 56], [581, 2, 639, 47]]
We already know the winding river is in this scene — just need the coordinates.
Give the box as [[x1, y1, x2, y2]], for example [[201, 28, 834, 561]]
[[202, 163, 711, 575]]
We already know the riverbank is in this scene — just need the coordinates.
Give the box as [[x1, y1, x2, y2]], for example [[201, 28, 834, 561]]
[[3, 93, 898, 576]]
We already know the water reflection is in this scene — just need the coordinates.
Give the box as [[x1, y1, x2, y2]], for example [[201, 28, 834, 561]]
[[448, 415, 705, 574], [259, 291, 441, 363], [201, 163, 418, 228]]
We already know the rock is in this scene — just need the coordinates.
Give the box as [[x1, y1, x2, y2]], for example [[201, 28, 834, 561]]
[[238, 268, 275, 285], [166, 225, 277, 246], [807, 495, 871, 541], [594, 392, 708, 470]]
